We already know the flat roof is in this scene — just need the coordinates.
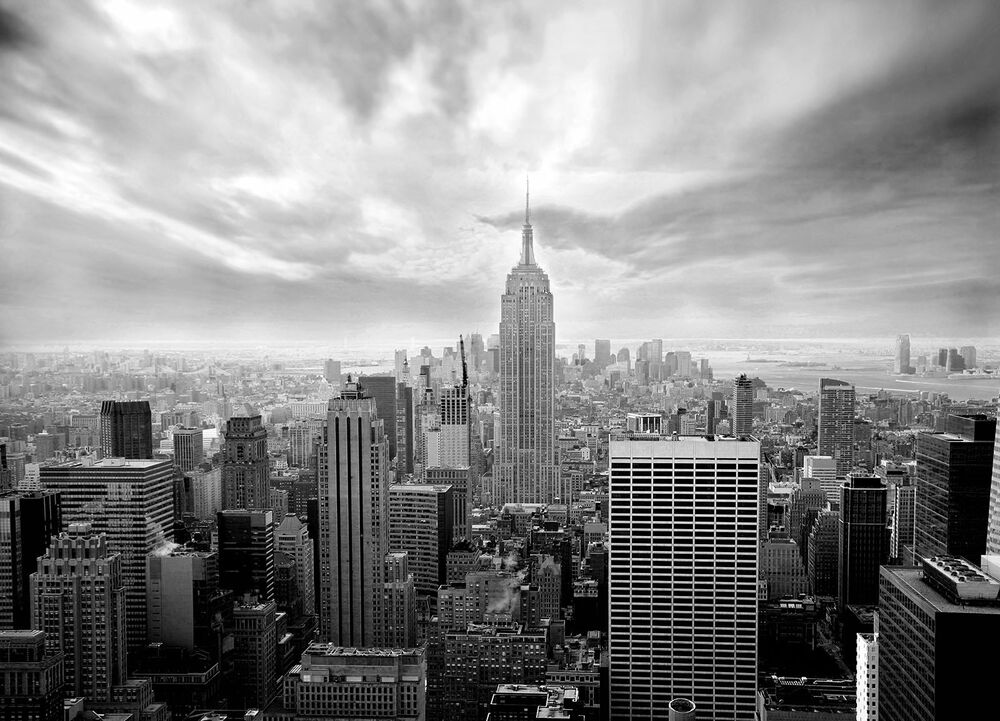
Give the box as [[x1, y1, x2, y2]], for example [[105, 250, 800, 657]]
[[881, 566, 1000, 615], [47, 458, 170, 469]]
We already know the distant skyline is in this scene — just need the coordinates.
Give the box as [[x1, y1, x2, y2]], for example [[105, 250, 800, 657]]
[[1, 0, 999, 345]]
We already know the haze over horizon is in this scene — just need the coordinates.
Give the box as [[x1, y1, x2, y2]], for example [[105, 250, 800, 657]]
[[1, 0, 999, 346]]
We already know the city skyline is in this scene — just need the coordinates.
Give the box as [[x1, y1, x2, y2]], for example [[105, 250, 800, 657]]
[[2, 1, 999, 346]]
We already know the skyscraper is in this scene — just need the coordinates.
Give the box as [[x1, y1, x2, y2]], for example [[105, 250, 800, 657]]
[[731, 374, 754, 436], [0, 489, 61, 629], [360, 375, 398, 462], [818, 378, 856, 477], [41, 458, 173, 650], [30, 525, 127, 702], [221, 414, 270, 510], [959, 345, 977, 369], [100, 400, 153, 459], [217, 509, 275, 603], [317, 379, 390, 646], [172, 426, 204, 472], [594, 339, 611, 368], [838, 474, 889, 608], [0, 630, 65, 721], [894, 334, 911, 374], [146, 548, 229, 655], [878, 556, 1000, 720], [495, 185, 560, 505], [387, 483, 454, 596], [275, 513, 315, 616], [609, 435, 761, 721], [987, 430, 1000, 555], [913, 414, 996, 561]]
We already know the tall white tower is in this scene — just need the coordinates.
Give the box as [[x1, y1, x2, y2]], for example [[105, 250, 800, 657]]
[[609, 435, 761, 720], [494, 182, 560, 505]]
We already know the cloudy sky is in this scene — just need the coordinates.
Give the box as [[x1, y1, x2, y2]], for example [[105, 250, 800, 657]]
[[1, 0, 998, 347]]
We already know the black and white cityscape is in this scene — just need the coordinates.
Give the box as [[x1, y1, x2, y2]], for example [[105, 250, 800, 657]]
[[1, 2, 999, 720]]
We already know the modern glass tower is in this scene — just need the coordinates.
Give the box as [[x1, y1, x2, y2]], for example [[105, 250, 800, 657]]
[[494, 184, 560, 505]]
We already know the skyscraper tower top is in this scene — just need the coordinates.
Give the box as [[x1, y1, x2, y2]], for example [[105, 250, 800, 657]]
[[519, 177, 536, 266]]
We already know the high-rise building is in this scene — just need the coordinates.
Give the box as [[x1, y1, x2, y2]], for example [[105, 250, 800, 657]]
[[275, 513, 315, 616], [437, 384, 470, 468], [818, 378, 856, 477], [609, 435, 761, 721], [396, 381, 414, 476], [288, 419, 322, 468], [273, 645, 425, 720], [189, 467, 223, 520], [41, 458, 173, 650], [894, 334, 911, 374], [936, 348, 948, 366], [361, 375, 398, 462], [946, 348, 965, 372], [30, 525, 127, 702], [100, 400, 153, 460], [495, 186, 560, 506], [889, 482, 916, 562], [807, 509, 841, 597], [318, 379, 390, 646], [426, 466, 473, 540], [0, 630, 65, 721], [217, 509, 275, 602], [594, 339, 611, 368], [146, 548, 229, 656], [323, 359, 341, 385], [172, 427, 204, 472], [959, 345, 977, 369], [388, 483, 454, 597], [441, 622, 547, 720], [838, 474, 889, 608], [878, 556, 1000, 720], [914, 414, 996, 562], [988, 431, 1000, 555], [803, 455, 840, 505], [382, 551, 417, 648], [731, 374, 754, 436], [856, 632, 878, 721], [221, 415, 270, 510], [230, 599, 277, 709], [0, 490, 61, 629]]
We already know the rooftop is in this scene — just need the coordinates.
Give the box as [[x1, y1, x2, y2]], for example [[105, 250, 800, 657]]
[[303, 643, 421, 658]]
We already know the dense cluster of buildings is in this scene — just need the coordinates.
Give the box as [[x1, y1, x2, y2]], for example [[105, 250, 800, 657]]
[[1, 195, 999, 719]]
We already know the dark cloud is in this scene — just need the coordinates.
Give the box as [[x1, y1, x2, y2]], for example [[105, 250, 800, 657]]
[[0, 3, 32, 50]]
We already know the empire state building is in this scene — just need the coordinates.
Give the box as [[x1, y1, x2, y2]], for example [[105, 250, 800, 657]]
[[493, 185, 561, 505]]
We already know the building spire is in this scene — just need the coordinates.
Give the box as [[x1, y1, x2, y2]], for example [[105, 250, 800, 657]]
[[520, 177, 536, 265]]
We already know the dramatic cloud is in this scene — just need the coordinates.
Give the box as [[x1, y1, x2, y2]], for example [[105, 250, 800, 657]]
[[0, 0, 997, 346]]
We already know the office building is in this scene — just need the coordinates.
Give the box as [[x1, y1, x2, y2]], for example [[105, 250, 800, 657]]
[[172, 427, 204, 472], [230, 599, 277, 709], [100, 400, 153, 459], [441, 622, 547, 720], [595, 339, 611, 368], [818, 379, 855, 477], [495, 186, 560, 506], [30, 525, 127, 702], [382, 551, 417, 648], [0, 630, 65, 721], [189, 466, 222, 520], [988, 431, 1000, 555], [437, 384, 470, 468], [756, 678, 856, 720], [361, 374, 398, 461], [889, 482, 916, 562], [388, 483, 454, 597], [318, 378, 391, 646], [807, 510, 841, 597], [270, 644, 425, 720], [857, 632, 877, 721], [787, 477, 827, 545], [960, 345, 976, 368], [609, 435, 760, 720], [288, 419, 322, 469], [324, 359, 341, 385], [914, 414, 996, 561], [894, 334, 910, 374], [839, 475, 889, 608], [146, 548, 229, 655], [761, 534, 809, 600], [878, 556, 1000, 720], [731, 374, 754, 436], [946, 348, 965, 372], [41, 458, 173, 650], [217, 509, 275, 602], [488, 684, 583, 720], [426, 466, 472, 540], [803, 455, 840, 505], [275, 513, 315, 616], [221, 414, 270, 509], [396, 381, 415, 476], [0, 489, 61, 629]]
